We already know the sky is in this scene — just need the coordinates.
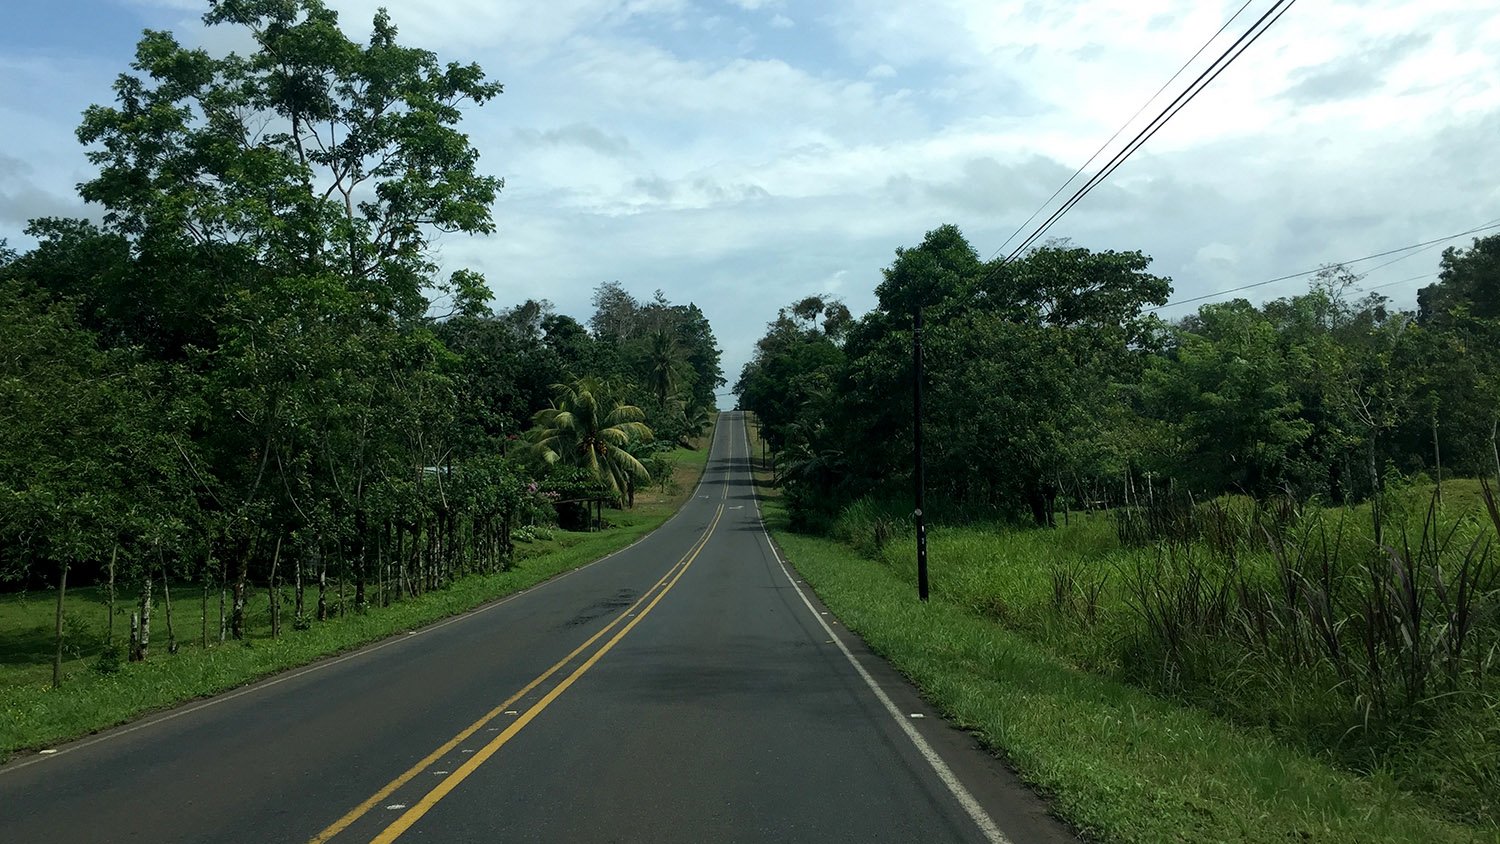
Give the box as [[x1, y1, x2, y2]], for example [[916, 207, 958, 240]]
[[3, 0, 1499, 396]]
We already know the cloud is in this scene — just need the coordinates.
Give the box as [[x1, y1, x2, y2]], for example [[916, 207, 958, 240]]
[[0, 152, 87, 228], [8, 0, 1500, 385], [1280, 33, 1431, 105], [512, 124, 639, 159]]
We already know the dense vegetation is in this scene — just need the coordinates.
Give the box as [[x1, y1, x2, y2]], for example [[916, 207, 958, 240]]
[[739, 224, 1499, 526], [0, 1, 722, 691], [739, 224, 1500, 828]]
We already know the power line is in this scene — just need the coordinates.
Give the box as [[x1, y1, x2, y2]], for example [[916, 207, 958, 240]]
[[986, 0, 1257, 261], [1146, 220, 1500, 312], [1357, 273, 1436, 294], [1351, 215, 1500, 276], [1004, 0, 1299, 265]]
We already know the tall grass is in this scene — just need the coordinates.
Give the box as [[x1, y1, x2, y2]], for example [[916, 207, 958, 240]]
[[827, 480, 1500, 827]]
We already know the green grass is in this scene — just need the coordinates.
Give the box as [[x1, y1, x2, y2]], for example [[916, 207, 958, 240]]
[[0, 421, 717, 759]]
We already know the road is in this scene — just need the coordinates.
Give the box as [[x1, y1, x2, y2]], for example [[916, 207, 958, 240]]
[[0, 413, 1075, 843]]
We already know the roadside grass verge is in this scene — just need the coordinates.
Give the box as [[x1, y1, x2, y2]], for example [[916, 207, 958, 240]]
[[0, 422, 716, 759], [831, 479, 1500, 828], [766, 501, 1496, 843]]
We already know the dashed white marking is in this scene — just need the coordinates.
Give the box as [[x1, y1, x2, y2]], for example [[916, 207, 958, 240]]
[[461, 749, 475, 754], [38, 749, 57, 755], [386, 804, 407, 811], [504, 710, 518, 715], [909, 713, 926, 719], [432, 770, 449, 776]]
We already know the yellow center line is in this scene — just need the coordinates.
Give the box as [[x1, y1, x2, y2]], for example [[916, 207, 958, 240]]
[[368, 501, 726, 843], [307, 502, 724, 844]]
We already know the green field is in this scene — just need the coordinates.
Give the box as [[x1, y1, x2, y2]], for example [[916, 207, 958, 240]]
[[0, 423, 715, 758]]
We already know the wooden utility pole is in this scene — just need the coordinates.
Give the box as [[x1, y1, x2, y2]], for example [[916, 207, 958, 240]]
[[913, 304, 929, 603]]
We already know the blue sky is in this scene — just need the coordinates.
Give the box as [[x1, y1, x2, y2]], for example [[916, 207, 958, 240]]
[[3, 1, 1499, 390]]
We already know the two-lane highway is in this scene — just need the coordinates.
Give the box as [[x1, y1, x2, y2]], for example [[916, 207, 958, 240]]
[[1, 413, 1076, 843]]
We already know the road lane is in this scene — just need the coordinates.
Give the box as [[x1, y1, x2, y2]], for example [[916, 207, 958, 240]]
[[1, 412, 1077, 844]]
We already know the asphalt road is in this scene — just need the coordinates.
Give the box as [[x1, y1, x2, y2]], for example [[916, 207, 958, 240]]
[[0, 413, 1077, 844]]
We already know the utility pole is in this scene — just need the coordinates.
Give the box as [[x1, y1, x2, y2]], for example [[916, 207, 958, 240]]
[[913, 304, 929, 602]]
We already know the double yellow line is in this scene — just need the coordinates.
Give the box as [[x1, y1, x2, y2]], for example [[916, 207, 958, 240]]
[[310, 501, 727, 844]]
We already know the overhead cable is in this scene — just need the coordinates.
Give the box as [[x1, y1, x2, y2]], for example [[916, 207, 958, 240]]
[[1003, 0, 1300, 264]]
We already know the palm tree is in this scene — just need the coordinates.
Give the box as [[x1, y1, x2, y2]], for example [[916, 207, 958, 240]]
[[528, 377, 653, 506], [641, 330, 690, 409]]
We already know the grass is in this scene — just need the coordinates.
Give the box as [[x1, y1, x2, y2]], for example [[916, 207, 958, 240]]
[[745, 419, 1498, 842], [0, 419, 716, 759]]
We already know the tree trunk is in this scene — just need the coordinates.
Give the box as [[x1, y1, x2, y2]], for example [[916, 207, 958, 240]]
[[355, 515, 368, 611], [355, 558, 366, 612], [1432, 416, 1443, 506], [200, 570, 209, 649], [295, 542, 306, 628], [231, 538, 249, 640], [268, 535, 282, 638], [376, 524, 387, 605], [502, 507, 514, 571], [218, 553, 227, 644], [1491, 416, 1499, 485], [317, 541, 329, 622], [1026, 485, 1051, 528], [131, 575, 152, 662], [53, 562, 68, 689], [396, 523, 408, 599], [106, 546, 117, 649], [161, 565, 178, 655], [1368, 434, 1383, 547]]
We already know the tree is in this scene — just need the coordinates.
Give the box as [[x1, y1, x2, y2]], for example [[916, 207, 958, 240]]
[[640, 330, 689, 410], [1419, 234, 1500, 325], [65, 0, 505, 635], [1144, 301, 1312, 496], [528, 378, 653, 506]]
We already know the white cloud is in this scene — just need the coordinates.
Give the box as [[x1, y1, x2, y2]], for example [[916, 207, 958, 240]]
[[8, 0, 1500, 387]]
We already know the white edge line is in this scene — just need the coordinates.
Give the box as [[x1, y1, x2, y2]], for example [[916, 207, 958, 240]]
[[2, 418, 731, 775], [742, 415, 1011, 844]]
